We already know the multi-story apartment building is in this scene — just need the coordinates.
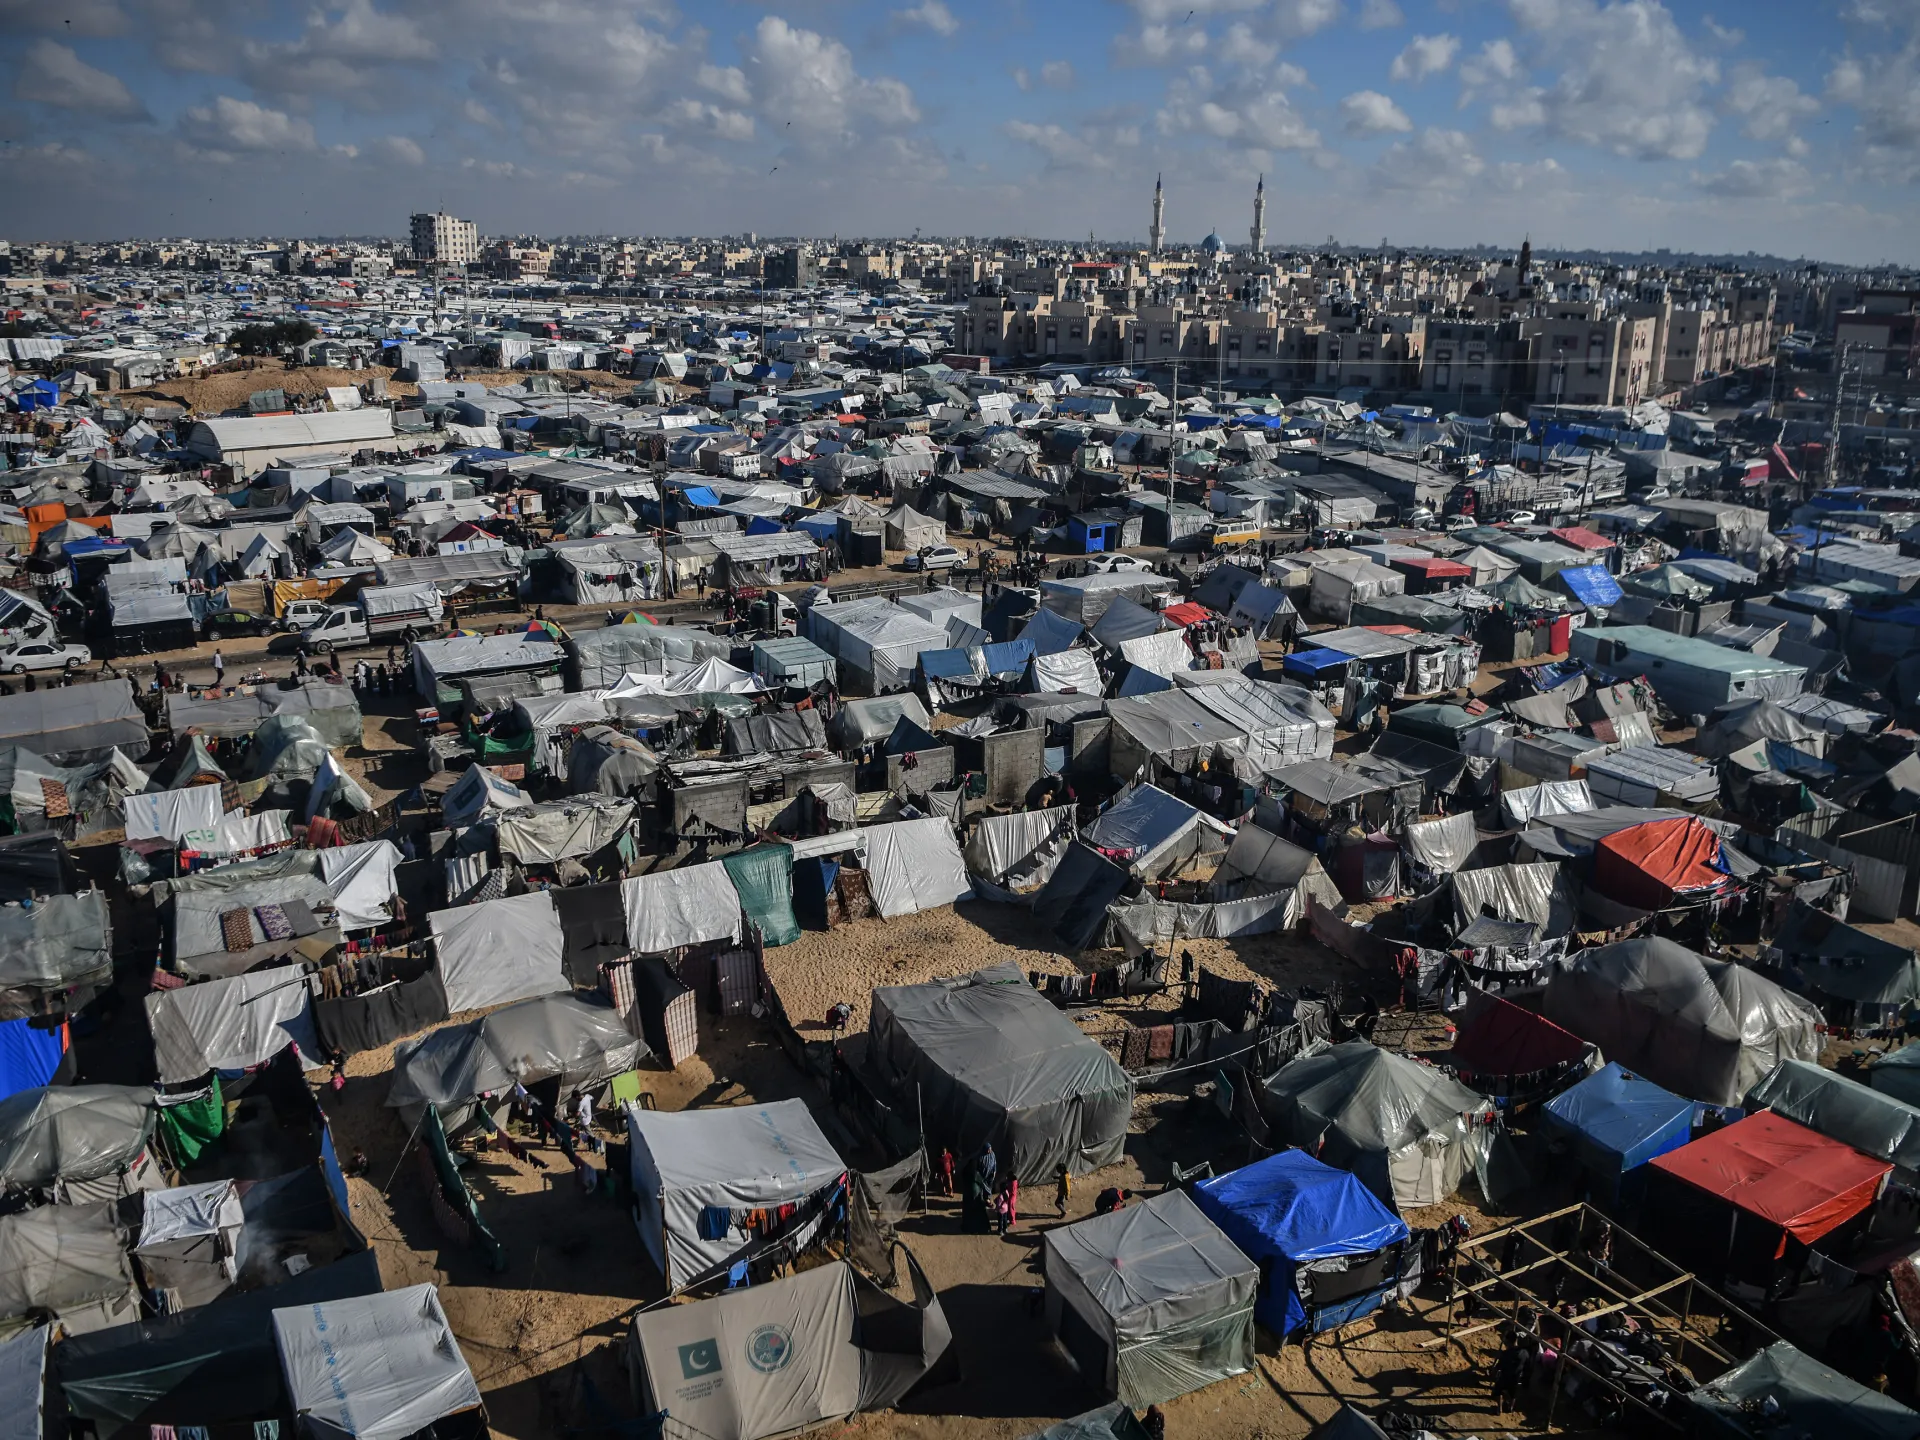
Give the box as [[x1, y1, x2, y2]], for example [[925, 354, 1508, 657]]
[[409, 211, 479, 267]]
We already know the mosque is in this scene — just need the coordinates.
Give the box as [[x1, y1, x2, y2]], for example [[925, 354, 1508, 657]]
[[1147, 174, 1267, 257]]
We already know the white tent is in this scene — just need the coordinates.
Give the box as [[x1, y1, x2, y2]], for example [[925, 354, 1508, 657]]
[[145, 966, 321, 1085], [621, 862, 743, 955], [318, 527, 395, 565], [316, 839, 404, 932], [625, 1099, 846, 1292], [428, 890, 569, 1013], [134, 1179, 245, 1310], [964, 805, 1076, 896], [1082, 785, 1232, 880], [272, 1284, 483, 1440], [863, 818, 972, 918], [440, 764, 533, 828], [1307, 561, 1404, 624], [124, 785, 225, 844]]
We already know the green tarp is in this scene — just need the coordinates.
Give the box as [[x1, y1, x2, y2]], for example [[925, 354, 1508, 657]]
[[724, 844, 800, 947], [421, 1103, 505, 1272], [156, 1076, 222, 1165]]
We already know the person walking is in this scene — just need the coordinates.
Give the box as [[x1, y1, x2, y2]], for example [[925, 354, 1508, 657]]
[[938, 1147, 955, 1197], [211, 649, 225, 688], [1054, 1164, 1071, 1216]]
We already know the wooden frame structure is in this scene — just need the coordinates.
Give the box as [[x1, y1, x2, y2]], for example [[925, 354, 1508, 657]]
[[1421, 1202, 1779, 1432]]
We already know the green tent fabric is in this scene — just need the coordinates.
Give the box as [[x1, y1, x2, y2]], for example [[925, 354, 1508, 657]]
[[422, 1103, 505, 1272], [724, 844, 800, 947], [157, 1077, 223, 1165]]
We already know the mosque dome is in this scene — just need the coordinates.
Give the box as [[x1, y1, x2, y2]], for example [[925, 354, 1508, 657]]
[[1201, 231, 1226, 254]]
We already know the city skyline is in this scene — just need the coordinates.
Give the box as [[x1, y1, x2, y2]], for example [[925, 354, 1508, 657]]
[[2, 0, 1917, 264]]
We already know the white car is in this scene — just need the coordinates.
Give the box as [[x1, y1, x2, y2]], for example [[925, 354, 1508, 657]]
[[1504, 511, 1539, 526], [1089, 553, 1155, 574], [280, 599, 330, 631], [1442, 514, 1479, 532], [1, 641, 89, 674], [905, 544, 966, 572]]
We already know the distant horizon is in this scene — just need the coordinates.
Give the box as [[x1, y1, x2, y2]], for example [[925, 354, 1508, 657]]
[[2, 0, 1917, 265], [3, 232, 1898, 277]]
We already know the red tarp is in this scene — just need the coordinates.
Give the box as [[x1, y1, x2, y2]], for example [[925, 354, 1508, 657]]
[[1160, 601, 1213, 627], [1593, 816, 1730, 912], [1393, 556, 1474, 578], [1450, 989, 1592, 1077], [1550, 526, 1617, 552], [1650, 1111, 1889, 1243]]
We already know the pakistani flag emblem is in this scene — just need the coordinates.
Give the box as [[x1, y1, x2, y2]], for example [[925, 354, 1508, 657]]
[[679, 1339, 722, 1379]]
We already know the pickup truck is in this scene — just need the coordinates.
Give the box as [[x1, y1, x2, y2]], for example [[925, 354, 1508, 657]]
[[300, 583, 445, 653]]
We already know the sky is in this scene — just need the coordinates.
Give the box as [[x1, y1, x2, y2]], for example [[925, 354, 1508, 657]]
[[2, 0, 1917, 264]]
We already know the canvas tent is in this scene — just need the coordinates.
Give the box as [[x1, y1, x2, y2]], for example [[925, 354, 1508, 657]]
[[1769, 901, 1920, 1014], [1744, 1059, 1920, 1173], [386, 994, 646, 1117], [0, 1202, 140, 1336], [133, 1179, 245, 1311], [0, 680, 146, 760], [1191, 1150, 1410, 1337], [1257, 1041, 1491, 1209], [621, 861, 743, 955], [868, 962, 1133, 1183], [1446, 988, 1595, 1096], [272, 1283, 483, 1440], [625, 1099, 846, 1292], [0, 1084, 158, 1198], [1686, 1340, 1920, 1440], [145, 965, 320, 1084], [629, 1253, 952, 1440], [1541, 1062, 1696, 1203], [1645, 1112, 1890, 1285], [1208, 825, 1343, 919], [964, 805, 1076, 896], [862, 818, 972, 918], [428, 889, 569, 1014], [1043, 1188, 1257, 1407], [0, 891, 114, 1018], [1544, 939, 1822, 1106], [1591, 816, 1740, 912], [1081, 786, 1231, 881]]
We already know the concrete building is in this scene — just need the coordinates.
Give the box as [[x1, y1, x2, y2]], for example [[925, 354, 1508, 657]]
[[766, 247, 819, 289], [409, 212, 479, 267]]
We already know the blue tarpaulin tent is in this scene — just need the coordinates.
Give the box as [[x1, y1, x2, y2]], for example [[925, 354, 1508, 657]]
[[919, 648, 974, 681], [1542, 1061, 1696, 1202], [1192, 1150, 1410, 1335], [680, 485, 721, 510], [1282, 647, 1351, 679], [981, 638, 1034, 676], [1557, 564, 1623, 608], [0, 1017, 66, 1101]]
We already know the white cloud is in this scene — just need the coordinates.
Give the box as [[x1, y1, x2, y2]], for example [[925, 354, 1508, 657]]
[[1691, 156, 1810, 197], [373, 134, 423, 165], [241, 0, 435, 98], [1339, 89, 1412, 135], [178, 95, 316, 152], [1390, 33, 1460, 83], [13, 38, 149, 120], [696, 64, 750, 106], [1457, 38, 1519, 102], [747, 16, 918, 149], [461, 99, 498, 128], [1827, 2, 1920, 177], [894, 1, 958, 37], [1376, 125, 1486, 186], [1011, 66, 1031, 90], [1158, 63, 1321, 151], [1358, 0, 1404, 30], [663, 98, 755, 142], [1722, 63, 1819, 143], [1112, 23, 1209, 65], [1041, 59, 1076, 89], [1004, 119, 1114, 172], [1499, 0, 1720, 160]]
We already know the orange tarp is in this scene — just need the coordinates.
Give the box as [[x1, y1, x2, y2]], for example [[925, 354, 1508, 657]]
[[1650, 1111, 1889, 1243], [1593, 816, 1730, 911]]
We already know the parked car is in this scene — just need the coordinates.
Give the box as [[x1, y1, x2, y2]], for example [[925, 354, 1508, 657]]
[[1442, 514, 1479, 532], [905, 544, 965, 572], [280, 599, 330, 632], [1088, 553, 1155, 574], [1, 641, 90, 674], [204, 608, 275, 638], [1503, 510, 1539, 526]]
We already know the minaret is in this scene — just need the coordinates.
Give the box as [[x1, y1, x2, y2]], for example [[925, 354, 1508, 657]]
[[1250, 174, 1267, 255], [1149, 174, 1165, 255]]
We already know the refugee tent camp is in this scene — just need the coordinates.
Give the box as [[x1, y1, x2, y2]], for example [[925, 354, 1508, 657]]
[[1191, 1150, 1410, 1337], [1541, 1062, 1697, 1204], [1744, 1059, 1920, 1173], [1544, 939, 1822, 1106], [427, 889, 570, 1014], [0, 1084, 163, 1201], [1256, 1041, 1491, 1209], [625, 1099, 847, 1293], [1685, 1340, 1920, 1439], [271, 1283, 484, 1440], [386, 994, 646, 1124], [132, 1178, 246, 1310], [1042, 1187, 1258, 1407], [629, 1254, 952, 1440], [0, 1202, 141, 1335], [867, 962, 1133, 1183], [145, 965, 320, 1084]]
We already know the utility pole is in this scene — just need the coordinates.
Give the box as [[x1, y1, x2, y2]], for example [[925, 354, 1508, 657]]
[[1826, 342, 1848, 489]]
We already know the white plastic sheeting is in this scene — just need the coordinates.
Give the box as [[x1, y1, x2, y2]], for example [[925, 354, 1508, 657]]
[[1082, 786, 1231, 880], [145, 966, 321, 1084], [1500, 779, 1595, 827], [1118, 630, 1196, 680], [495, 798, 636, 864], [429, 890, 569, 1014], [441, 765, 533, 828], [182, 809, 291, 857], [0, 1204, 139, 1337], [1308, 562, 1404, 624], [317, 839, 404, 932], [964, 806, 1076, 893], [621, 862, 744, 955], [1452, 862, 1575, 940], [123, 785, 225, 844], [272, 1284, 483, 1440], [1401, 813, 1478, 877], [625, 1100, 846, 1291], [1029, 649, 1104, 694], [863, 819, 972, 918]]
